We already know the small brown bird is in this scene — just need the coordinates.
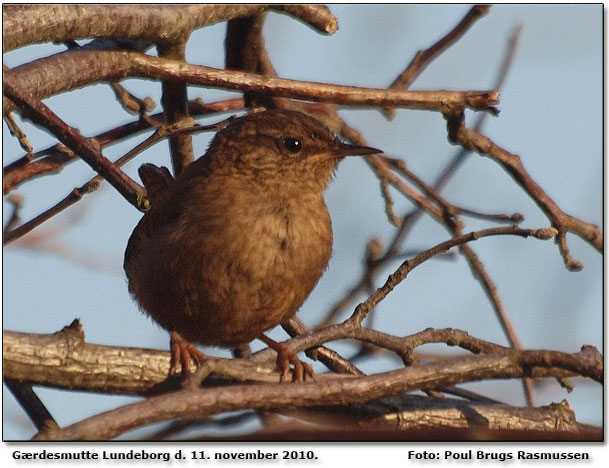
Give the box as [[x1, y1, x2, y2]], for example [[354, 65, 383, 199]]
[[124, 109, 380, 381]]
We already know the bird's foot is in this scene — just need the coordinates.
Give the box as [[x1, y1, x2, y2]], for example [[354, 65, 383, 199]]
[[259, 334, 314, 383], [169, 331, 206, 375]]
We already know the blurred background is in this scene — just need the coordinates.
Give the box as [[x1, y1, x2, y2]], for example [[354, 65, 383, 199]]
[[2, 5, 602, 439]]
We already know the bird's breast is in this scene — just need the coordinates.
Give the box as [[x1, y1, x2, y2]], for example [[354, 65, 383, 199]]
[[237, 192, 333, 282]]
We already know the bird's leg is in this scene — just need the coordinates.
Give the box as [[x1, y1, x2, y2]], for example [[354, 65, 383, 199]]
[[169, 331, 206, 375], [258, 334, 314, 383]]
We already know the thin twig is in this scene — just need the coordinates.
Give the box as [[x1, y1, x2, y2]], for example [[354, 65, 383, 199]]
[[4, 112, 33, 152], [379, 177, 403, 227], [382, 25, 536, 404], [349, 226, 557, 325], [383, 4, 490, 117], [110, 82, 156, 115], [392, 25, 524, 252], [445, 111, 602, 268], [454, 206, 524, 224], [283, 317, 365, 376]]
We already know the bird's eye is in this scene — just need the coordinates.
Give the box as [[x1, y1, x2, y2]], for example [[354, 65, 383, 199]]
[[282, 137, 302, 154]]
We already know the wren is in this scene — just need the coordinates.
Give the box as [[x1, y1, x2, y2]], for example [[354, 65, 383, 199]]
[[124, 109, 380, 381]]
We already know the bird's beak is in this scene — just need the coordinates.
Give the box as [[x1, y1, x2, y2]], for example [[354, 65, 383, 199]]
[[335, 141, 382, 156]]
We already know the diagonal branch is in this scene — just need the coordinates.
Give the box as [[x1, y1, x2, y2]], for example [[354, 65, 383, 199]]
[[3, 98, 245, 194], [384, 4, 490, 117], [4, 379, 59, 433], [3, 118, 228, 245], [345, 225, 557, 325], [3, 74, 149, 212], [384, 25, 524, 257], [445, 111, 602, 270]]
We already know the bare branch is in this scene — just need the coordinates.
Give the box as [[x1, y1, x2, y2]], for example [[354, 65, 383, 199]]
[[394, 25, 524, 245], [445, 111, 602, 267], [30, 345, 600, 440], [384, 4, 490, 117], [349, 225, 557, 325], [4, 380, 59, 433], [109, 82, 155, 115], [3, 98, 245, 194], [3, 50, 499, 115], [272, 4, 338, 35], [3, 4, 337, 53], [3, 74, 148, 211], [3, 117, 226, 245], [4, 112, 33, 152], [2, 193, 23, 235], [157, 41, 194, 176], [3, 5, 599, 442], [128, 53, 499, 113], [225, 12, 277, 109]]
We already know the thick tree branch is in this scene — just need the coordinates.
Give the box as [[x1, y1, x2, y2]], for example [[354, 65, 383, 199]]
[[275, 396, 597, 438], [191, 419, 602, 442], [225, 12, 276, 109], [3, 50, 500, 115], [29, 345, 600, 440], [6, 324, 599, 399], [3, 4, 337, 52]]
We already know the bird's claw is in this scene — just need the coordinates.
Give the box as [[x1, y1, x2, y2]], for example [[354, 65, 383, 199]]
[[169, 331, 206, 376], [260, 334, 315, 383]]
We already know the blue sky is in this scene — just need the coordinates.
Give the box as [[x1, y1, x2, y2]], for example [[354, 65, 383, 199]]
[[2, 5, 602, 439]]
